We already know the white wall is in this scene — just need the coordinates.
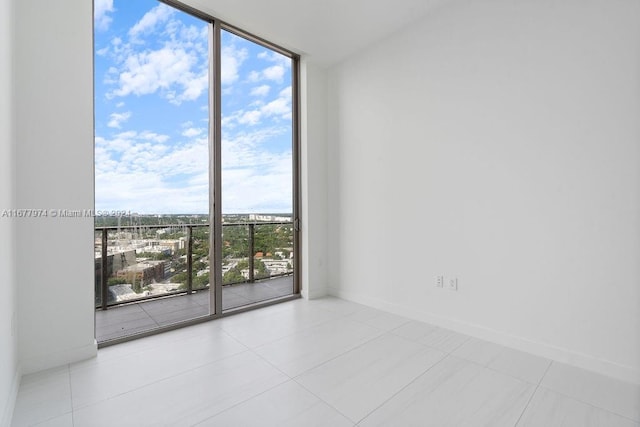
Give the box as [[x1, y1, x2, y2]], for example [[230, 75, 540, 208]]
[[15, 0, 97, 373], [328, 0, 640, 383], [0, 0, 19, 424], [300, 60, 329, 299]]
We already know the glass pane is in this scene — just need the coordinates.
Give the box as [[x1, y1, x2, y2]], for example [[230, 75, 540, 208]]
[[191, 225, 210, 291], [94, 0, 210, 342], [220, 29, 294, 310], [222, 223, 250, 286], [94, 230, 103, 308]]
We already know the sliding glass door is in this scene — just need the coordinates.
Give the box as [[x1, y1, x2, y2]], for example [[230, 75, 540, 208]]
[[94, 0, 299, 343]]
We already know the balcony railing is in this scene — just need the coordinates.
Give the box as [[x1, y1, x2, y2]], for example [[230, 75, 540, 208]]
[[95, 221, 294, 310]]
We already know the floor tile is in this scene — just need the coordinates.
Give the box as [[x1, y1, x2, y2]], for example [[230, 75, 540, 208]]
[[488, 347, 551, 384], [296, 333, 446, 423], [14, 297, 639, 427], [254, 318, 383, 377], [11, 366, 72, 427], [359, 356, 535, 427], [70, 327, 247, 408], [138, 295, 204, 316], [224, 283, 286, 301], [72, 351, 288, 427], [95, 315, 158, 341], [307, 297, 368, 316], [452, 337, 505, 365], [417, 327, 470, 353], [517, 387, 639, 427], [390, 320, 439, 341], [153, 304, 210, 326], [190, 291, 211, 307], [347, 308, 410, 331], [219, 302, 342, 348], [195, 381, 354, 427], [94, 304, 150, 327], [32, 412, 74, 427], [264, 279, 294, 294], [222, 290, 253, 310], [541, 362, 640, 421]]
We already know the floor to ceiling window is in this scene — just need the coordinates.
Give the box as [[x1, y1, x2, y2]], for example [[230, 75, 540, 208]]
[[219, 28, 296, 310], [93, 0, 299, 344]]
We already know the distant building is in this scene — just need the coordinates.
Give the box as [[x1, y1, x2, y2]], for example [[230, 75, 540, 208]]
[[248, 214, 291, 222], [116, 261, 165, 285], [262, 259, 292, 275]]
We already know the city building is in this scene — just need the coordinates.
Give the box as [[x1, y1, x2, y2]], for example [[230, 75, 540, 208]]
[[115, 261, 165, 286], [1, 0, 639, 425]]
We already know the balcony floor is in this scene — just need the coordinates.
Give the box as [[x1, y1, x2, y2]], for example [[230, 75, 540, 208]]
[[96, 276, 294, 343]]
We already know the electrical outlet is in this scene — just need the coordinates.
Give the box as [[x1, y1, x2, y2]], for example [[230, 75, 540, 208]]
[[447, 277, 458, 291], [435, 275, 444, 288]]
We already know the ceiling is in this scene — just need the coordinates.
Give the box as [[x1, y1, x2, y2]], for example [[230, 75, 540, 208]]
[[182, 0, 450, 67]]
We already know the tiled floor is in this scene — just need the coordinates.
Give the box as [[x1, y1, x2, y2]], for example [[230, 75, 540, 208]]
[[95, 276, 294, 343], [13, 297, 640, 426]]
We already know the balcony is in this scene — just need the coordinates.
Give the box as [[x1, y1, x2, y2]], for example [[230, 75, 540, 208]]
[[95, 221, 296, 344]]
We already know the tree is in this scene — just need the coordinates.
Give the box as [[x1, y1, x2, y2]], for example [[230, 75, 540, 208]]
[[171, 271, 188, 284], [107, 277, 128, 286], [193, 274, 209, 289], [223, 268, 244, 285]]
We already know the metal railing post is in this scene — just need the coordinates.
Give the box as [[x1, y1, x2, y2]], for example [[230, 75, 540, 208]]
[[248, 224, 255, 283], [101, 228, 108, 310], [187, 225, 193, 293]]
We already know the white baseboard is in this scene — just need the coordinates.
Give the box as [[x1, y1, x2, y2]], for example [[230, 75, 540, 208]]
[[328, 287, 640, 385], [21, 341, 97, 376], [305, 286, 329, 300], [1, 365, 21, 427]]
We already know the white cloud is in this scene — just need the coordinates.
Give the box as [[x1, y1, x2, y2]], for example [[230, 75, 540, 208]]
[[238, 110, 263, 126], [111, 46, 207, 105], [94, 0, 114, 31], [182, 127, 204, 137], [247, 65, 287, 84], [107, 10, 211, 105], [95, 131, 211, 214], [248, 71, 261, 82], [139, 131, 170, 143], [96, 46, 110, 56], [227, 85, 292, 127], [263, 65, 285, 82], [116, 130, 137, 139], [221, 130, 292, 213], [250, 85, 270, 97], [172, 71, 208, 104], [95, 122, 293, 214], [262, 97, 290, 117], [279, 86, 292, 98], [95, 5, 292, 214], [128, 3, 175, 38], [258, 50, 291, 67], [107, 111, 132, 128], [249, 51, 290, 84], [221, 44, 248, 86]]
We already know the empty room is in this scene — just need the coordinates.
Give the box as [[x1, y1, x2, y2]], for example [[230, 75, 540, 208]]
[[1, 0, 639, 425]]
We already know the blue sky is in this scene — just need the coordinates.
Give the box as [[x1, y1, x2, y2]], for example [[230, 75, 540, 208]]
[[94, 0, 293, 215]]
